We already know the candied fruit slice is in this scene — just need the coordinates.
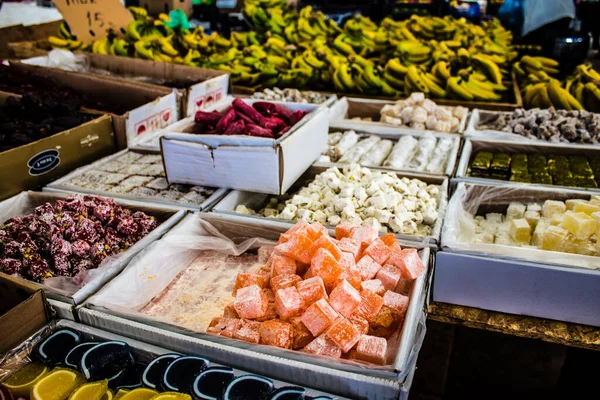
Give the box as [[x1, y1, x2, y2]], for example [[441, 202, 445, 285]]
[[274, 233, 313, 264], [325, 318, 361, 353], [296, 276, 327, 306], [311, 248, 343, 292], [301, 299, 339, 336], [304, 335, 342, 358], [355, 289, 384, 322], [335, 224, 354, 240], [362, 238, 392, 265], [376, 264, 402, 291], [383, 291, 409, 317], [361, 279, 386, 296], [259, 320, 293, 349], [271, 255, 297, 277], [380, 234, 402, 252], [562, 211, 597, 239], [351, 226, 379, 243], [289, 316, 314, 349], [328, 280, 361, 318], [357, 255, 382, 281], [307, 235, 343, 261], [233, 273, 267, 296], [233, 320, 261, 344], [270, 274, 302, 293], [234, 285, 268, 320], [275, 286, 305, 320], [387, 249, 425, 280], [355, 335, 388, 365]]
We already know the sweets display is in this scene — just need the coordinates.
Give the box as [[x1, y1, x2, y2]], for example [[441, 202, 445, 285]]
[[61, 151, 216, 206], [378, 93, 468, 134], [476, 108, 600, 144], [0, 328, 332, 400], [469, 151, 600, 188], [193, 99, 306, 138], [0, 94, 93, 152], [252, 88, 330, 104], [0, 194, 157, 282], [206, 220, 424, 365], [459, 196, 600, 256], [320, 131, 453, 174], [235, 164, 440, 236]]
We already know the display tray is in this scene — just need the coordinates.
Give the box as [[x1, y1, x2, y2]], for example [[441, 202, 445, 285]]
[[0, 191, 185, 306], [454, 138, 600, 193], [239, 92, 339, 108], [315, 128, 461, 177], [0, 319, 345, 399], [80, 213, 430, 399], [44, 149, 228, 211], [328, 96, 469, 136], [211, 165, 448, 245]]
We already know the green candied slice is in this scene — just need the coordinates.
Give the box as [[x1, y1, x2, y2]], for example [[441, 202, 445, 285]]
[[547, 158, 557, 175], [574, 177, 598, 188], [471, 152, 493, 172], [490, 153, 511, 175], [528, 154, 547, 170], [531, 173, 553, 185], [554, 176, 576, 187], [510, 173, 531, 183], [589, 157, 600, 170], [554, 169, 573, 179], [470, 169, 490, 178]]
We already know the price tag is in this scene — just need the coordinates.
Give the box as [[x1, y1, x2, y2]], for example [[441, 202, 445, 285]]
[[52, 0, 134, 43]]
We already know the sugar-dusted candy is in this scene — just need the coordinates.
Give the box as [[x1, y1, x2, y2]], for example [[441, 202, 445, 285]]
[[540, 225, 569, 251], [311, 248, 343, 291], [337, 238, 363, 260], [510, 218, 531, 243], [255, 302, 278, 322], [271, 273, 302, 292], [380, 233, 402, 252], [262, 288, 275, 303], [328, 280, 361, 317], [296, 276, 328, 306], [301, 299, 339, 336], [307, 235, 343, 261], [207, 318, 241, 338], [565, 199, 586, 211], [523, 210, 540, 229], [371, 306, 397, 329], [562, 211, 597, 239], [387, 249, 425, 280], [357, 255, 382, 281], [290, 316, 314, 349], [395, 277, 413, 295], [348, 313, 369, 335], [223, 303, 239, 319], [260, 320, 293, 349], [362, 238, 392, 265], [376, 264, 402, 291], [326, 317, 361, 353], [335, 224, 354, 240], [574, 201, 600, 216], [354, 335, 388, 365], [542, 200, 566, 219], [383, 291, 409, 317], [233, 320, 262, 344], [258, 246, 274, 263], [337, 252, 362, 289], [350, 226, 379, 243], [275, 286, 305, 320], [233, 273, 267, 296], [506, 202, 525, 220], [304, 335, 342, 358], [287, 219, 321, 241], [234, 285, 269, 320], [274, 233, 313, 264], [361, 279, 386, 296], [271, 255, 297, 277], [355, 289, 385, 322]]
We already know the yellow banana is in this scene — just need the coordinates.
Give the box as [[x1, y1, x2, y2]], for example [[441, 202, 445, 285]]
[[530, 56, 559, 69], [383, 71, 405, 90], [447, 77, 474, 100], [472, 54, 503, 84], [159, 38, 179, 57], [435, 61, 452, 81], [406, 66, 429, 93], [420, 72, 446, 98], [48, 36, 70, 48], [386, 58, 408, 78]]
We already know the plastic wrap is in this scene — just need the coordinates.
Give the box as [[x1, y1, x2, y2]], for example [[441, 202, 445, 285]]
[[21, 49, 89, 72], [88, 213, 430, 373], [442, 183, 600, 270]]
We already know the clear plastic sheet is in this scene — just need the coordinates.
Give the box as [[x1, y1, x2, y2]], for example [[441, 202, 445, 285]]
[[88, 214, 429, 372], [21, 49, 89, 72], [442, 183, 600, 270]]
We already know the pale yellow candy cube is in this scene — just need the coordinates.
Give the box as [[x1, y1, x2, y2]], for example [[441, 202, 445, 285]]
[[558, 235, 594, 256], [540, 226, 569, 251], [573, 201, 600, 216], [542, 200, 566, 219], [506, 202, 526, 220], [549, 213, 564, 226], [561, 211, 598, 239], [524, 210, 540, 229], [565, 199, 587, 211], [510, 218, 531, 243], [591, 195, 600, 203], [532, 220, 548, 247], [591, 212, 600, 237]]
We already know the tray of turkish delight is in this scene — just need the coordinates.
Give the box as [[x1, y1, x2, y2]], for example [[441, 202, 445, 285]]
[[455, 138, 600, 192], [211, 164, 447, 245], [315, 130, 460, 177], [85, 213, 430, 382], [0, 191, 184, 305], [441, 181, 600, 270], [45, 149, 228, 211], [0, 319, 345, 400], [465, 108, 600, 144]]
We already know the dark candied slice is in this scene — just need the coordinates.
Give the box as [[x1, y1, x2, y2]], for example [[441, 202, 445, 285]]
[[223, 375, 274, 400], [270, 386, 306, 400], [64, 342, 99, 370], [554, 176, 576, 187], [161, 356, 209, 394], [554, 169, 573, 179], [469, 169, 490, 178], [470, 151, 493, 173], [193, 367, 235, 400], [490, 172, 510, 180], [531, 173, 553, 185], [574, 177, 598, 188], [35, 329, 81, 366], [81, 341, 135, 381], [547, 157, 557, 175], [510, 173, 531, 183], [490, 153, 511, 175], [528, 154, 547, 171], [112, 362, 146, 390], [510, 154, 528, 174], [142, 354, 181, 390]]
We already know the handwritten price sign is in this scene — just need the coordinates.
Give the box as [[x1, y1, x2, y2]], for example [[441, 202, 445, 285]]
[[53, 0, 134, 43]]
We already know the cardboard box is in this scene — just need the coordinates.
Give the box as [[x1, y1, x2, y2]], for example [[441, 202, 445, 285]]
[[0, 20, 60, 59], [0, 273, 51, 354], [6, 62, 180, 150], [161, 100, 330, 194], [139, 0, 193, 16], [0, 92, 116, 201]]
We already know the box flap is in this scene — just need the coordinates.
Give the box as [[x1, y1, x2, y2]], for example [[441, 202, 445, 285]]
[[186, 74, 230, 116], [126, 92, 179, 144]]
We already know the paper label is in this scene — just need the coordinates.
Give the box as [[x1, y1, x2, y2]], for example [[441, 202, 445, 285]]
[[27, 149, 60, 176], [186, 74, 229, 116], [126, 93, 179, 144], [52, 0, 133, 43]]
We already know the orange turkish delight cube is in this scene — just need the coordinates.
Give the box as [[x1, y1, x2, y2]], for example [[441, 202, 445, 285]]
[[301, 298, 339, 336], [371, 306, 397, 329], [234, 285, 269, 320], [387, 248, 425, 280], [271, 255, 297, 277], [233, 320, 262, 344], [328, 280, 361, 318], [395, 278, 413, 295], [258, 246, 274, 264], [361, 279, 386, 296], [355, 289, 384, 322], [262, 288, 275, 303], [287, 220, 321, 241], [277, 233, 290, 245], [376, 264, 403, 291], [296, 276, 328, 306], [348, 313, 370, 335], [326, 317, 361, 353], [290, 316, 314, 349], [255, 302, 278, 322], [383, 291, 409, 318], [368, 323, 397, 339], [259, 320, 293, 349], [336, 254, 362, 290], [295, 262, 310, 277], [311, 222, 329, 239], [337, 238, 363, 260], [207, 317, 241, 338], [362, 238, 392, 265], [270, 274, 302, 293], [335, 224, 354, 240], [274, 233, 314, 264], [307, 235, 343, 261], [275, 286, 305, 320], [232, 273, 267, 296], [350, 226, 379, 243], [357, 255, 382, 281], [223, 303, 239, 319], [380, 234, 402, 252], [304, 335, 342, 358], [355, 335, 388, 365], [311, 248, 343, 292]]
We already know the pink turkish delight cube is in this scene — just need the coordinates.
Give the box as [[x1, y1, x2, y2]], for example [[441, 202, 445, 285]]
[[383, 291, 409, 318], [233, 320, 262, 344], [234, 285, 268, 320], [304, 335, 342, 358], [232, 273, 267, 296], [262, 288, 275, 303], [207, 317, 241, 338], [326, 317, 362, 353], [337, 238, 363, 260], [355, 335, 388, 365], [255, 302, 278, 322], [307, 235, 343, 261], [290, 316, 314, 349], [328, 279, 361, 318], [357, 255, 382, 281], [275, 286, 305, 320], [381, 234, 402, 252], [301, 299, 339, 336], [270, 274, 302, 292], [337, 252, 362, 290], [350, 226, 379, 243], [376, 264, 403, 291], [271, 255, 297, 277], [387, 248, 425, 280], [259, 320, 293, 349], [348, 313, 370, 335], [274, 233, 313, 264], [361, 279, 386, 296], [362, 238, 392, 265], [223, 303, 239, 318], [311, 248, 343, 292], [355, 289, 385, 322], [296, 276, 328, 306]]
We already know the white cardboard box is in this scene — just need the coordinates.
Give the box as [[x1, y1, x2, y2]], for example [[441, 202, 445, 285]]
[[161, 100, 330, 195]]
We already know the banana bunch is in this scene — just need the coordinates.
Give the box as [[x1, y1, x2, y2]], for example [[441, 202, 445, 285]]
[[513, 55, 560, 84], [562, 64, 600, 112], [522, 79, 584, 111], [244, 1, 293, 36], [47, 21, 85, 51], [406, 15, 456, 41], [127, 6, 149, 21]]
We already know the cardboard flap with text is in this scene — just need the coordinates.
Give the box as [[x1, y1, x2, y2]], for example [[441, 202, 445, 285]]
[[186, 75, 231, 117], [126, 92, 179, 145]]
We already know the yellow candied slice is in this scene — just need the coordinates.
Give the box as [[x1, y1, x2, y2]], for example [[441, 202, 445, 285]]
[[542, 200, 566, 219], [120, 388, 158, 400], [69, 380, 108, 400], [541, 225, 569, 251], [510, 218, 531, 243], [573, 201, 600, 216], [30, 368, 85, 400], [561, 211, 597, 239], [3, 362, 49, 397]]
